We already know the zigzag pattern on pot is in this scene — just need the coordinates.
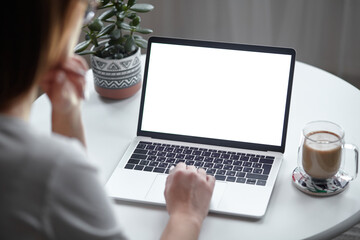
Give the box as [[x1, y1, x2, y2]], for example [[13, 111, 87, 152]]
[[92, 57, 140, 71], [94, 74, 141, 89]]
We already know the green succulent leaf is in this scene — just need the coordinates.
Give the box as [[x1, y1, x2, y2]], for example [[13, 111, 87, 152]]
[[130, 3, 154, 13], [97, 23, 116, 37], [74, 40, 92, 53], [130, 16, 141, 26], [119, 22, 132, 30], [88, 19, 104, 32], [99, 0, 111, 7], [126, 12, 137, 19], [110, 28, 121, 40], [135, 38, 147, 48], [134, 27, 153, 34], [76, 50, 97, 56], [127, 0, 136, 7], [99, 9, 116, 20], [124, 36, 137, 53]]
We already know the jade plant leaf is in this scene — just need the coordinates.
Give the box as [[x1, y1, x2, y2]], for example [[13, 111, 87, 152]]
[[130, 3, 154, 13]]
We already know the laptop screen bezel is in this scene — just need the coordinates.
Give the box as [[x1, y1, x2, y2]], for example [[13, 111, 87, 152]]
[[137, 36, 296, 153]]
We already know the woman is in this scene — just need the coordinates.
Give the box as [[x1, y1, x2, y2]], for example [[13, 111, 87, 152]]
[[0, 0, 215, 239]]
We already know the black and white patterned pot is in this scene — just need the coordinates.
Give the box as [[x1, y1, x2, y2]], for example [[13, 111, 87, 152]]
[[90, 48, 142, 99]]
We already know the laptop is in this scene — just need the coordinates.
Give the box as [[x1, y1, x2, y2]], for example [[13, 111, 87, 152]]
[[106, 36, 296, 218]]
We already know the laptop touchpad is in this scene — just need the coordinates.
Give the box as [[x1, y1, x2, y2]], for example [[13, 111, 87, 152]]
[[145, 174, 227, 209], [145, 174, 167, 203]]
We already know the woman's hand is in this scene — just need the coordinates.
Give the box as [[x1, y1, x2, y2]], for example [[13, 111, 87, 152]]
[[161, 163, 215, 240], [40, 55, 88, 147]]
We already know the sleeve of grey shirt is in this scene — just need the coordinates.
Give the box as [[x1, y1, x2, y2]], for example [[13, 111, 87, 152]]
[[43, 147, 127, 240]]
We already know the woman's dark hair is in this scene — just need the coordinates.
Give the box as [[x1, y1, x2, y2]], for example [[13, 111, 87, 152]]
[[0, 0, 80, 110]]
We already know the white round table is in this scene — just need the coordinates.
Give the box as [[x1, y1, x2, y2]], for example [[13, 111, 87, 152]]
[[30, 56, 360, 239]]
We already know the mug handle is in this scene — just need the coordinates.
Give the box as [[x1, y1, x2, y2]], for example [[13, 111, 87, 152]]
[[343, 143, 359, 180]]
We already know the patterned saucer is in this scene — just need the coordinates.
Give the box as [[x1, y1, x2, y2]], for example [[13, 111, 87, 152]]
[[292, 167, 350, 196]]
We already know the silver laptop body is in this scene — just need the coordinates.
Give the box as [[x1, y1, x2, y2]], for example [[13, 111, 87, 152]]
[[106, 37, 296, 218]]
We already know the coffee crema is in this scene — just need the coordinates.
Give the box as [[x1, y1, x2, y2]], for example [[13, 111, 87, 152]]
[[302, 131, 342, 180]]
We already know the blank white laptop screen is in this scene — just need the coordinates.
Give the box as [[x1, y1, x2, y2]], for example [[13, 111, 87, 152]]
[[141, 42, 292, 147]]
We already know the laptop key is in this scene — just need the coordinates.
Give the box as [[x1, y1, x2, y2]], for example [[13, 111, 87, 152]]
[[236, 177, 246, 183], [136, 143, 147, 149], [157, 157, 166, 162], [184, 149, 193, 154], [134, 149, 148, 154], [128, 159, 140, 164], [125, 163, 135, 169], [194, 161, 204, 167], [174, 148, 183, 153], [134, 165, 144, 171], [153, 167, 166, 173], [226, 170, 236, 176], [204, 162, 214, 168], [214, 163, 224, 169], [260, 158, 274, 164], [223, 165, 233, 170], [194, 156, 204, 161], [139, 160, 149, 165], [215, 175, 226, 181], [213, 158, 223, 164], [157, 152, 166, 157], [240, 156, 249, 161], [158, 162, 168, 168], [236, 172, 245, 178], [243, 167, 253, 173], [166, 152, 176, 158], [193, 150, 202, 156], [233, 160, 241, 166], [253, 168, 263, 174], [243, 162, 252, 167], [165, 147, 174, 152], [155, 146, 165, 151], [246, 179, 256, 185], [257, 180, 267, 186], [233, 166, 243, 171], [176, 153, 185, 159], [185, 160, 195, 166], [223, 159, 233, 165], [226, 176, 236, 182], [253, 163, 262, 168], [148, 161, 158, 167], [246, 173, 268, 180], [216, 169, 226, 175], [262, 164, 272, 175], [202, 151, 211, 157], [145, 145, 156, 150], [206, 168, 216, 175], [147, 155, 157, 161], [131, 153, 147, 160], [166, 158, 175, 163]]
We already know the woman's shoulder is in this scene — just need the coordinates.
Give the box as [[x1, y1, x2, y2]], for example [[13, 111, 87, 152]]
[[0, 115, 94, 179]]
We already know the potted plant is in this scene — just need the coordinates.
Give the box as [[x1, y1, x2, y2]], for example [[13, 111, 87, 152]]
[[75, 0, 154, 99]]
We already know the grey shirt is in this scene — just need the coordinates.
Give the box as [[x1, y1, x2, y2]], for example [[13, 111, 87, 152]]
[[0, 115, 126, 240]]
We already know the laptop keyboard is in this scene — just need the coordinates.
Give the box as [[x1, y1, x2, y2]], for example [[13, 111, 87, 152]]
[[124, 141, 274, 186]]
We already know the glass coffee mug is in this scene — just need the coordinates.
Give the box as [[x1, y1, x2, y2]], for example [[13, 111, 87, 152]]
[[292, 121, 359, 196]]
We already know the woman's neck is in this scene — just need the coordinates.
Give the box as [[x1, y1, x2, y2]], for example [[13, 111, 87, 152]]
[[1, 87, 38, 121]]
